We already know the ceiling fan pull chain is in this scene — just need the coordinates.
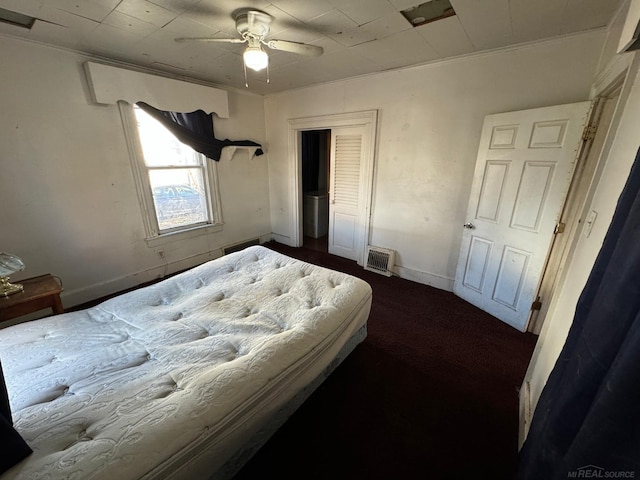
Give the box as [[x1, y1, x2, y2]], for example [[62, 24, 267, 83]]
[[243, 61, 249, 88], [266, 63, 270, 84]]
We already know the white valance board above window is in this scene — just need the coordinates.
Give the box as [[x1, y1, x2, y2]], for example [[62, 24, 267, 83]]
[[84, 62, 264, 160], [84, 61, 229, 117]]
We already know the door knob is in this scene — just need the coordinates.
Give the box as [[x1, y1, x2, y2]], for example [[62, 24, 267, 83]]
[[463, 223, 475, 229]]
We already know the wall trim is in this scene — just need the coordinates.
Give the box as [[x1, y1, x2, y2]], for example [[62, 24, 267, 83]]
[[394, 265, 454, 292], [61, 249, 224, 308]]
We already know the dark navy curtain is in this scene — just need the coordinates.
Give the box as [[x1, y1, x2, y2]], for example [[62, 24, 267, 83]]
[[136, 102, 263, 161], [517, 147, 640, 479]]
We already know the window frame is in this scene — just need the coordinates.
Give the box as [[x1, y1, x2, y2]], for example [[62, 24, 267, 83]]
[[118, 101, 224, 247]]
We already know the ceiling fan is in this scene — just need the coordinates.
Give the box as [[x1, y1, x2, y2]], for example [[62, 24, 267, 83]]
[[175, 9, 324, 86]]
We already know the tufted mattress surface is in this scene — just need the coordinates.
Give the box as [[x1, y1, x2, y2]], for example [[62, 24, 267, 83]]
[[0, 246, 372, 479]]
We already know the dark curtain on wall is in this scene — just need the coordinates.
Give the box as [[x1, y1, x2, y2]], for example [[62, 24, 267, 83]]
[[136, 102, 263, 161], [517, 147, 640, 480]]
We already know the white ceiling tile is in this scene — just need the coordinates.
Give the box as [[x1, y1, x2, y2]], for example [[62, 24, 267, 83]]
[[37, 6, 100, 35], [271, 24, 325, 45], [415, 15, 474, 57], [328, 0, 396, 26], [147, 0, 200, 15], [161, 14, 221, 37], [0, 0, 622, 94], [102, 10, 158, 37], [135, 28, 225, 64], [261, 4, 311, 37], [562, 0, 616, 33], [388, 0, 422, 10], [264, 49, 300, 69], [271, 0, 335, 23], [451, 0, 514, 50], [49, 0, 120, 23], [180, 2, 238, 36], [115, 0, 176, 28], [350, 38, 416, 69], [509, 0, 565, 43], [307, 35, 346, 54], [84, 22, 148, 55], [27, 19, 86, 49], [360, 12, 411, 39], [308, 9, 376, 46], [308, 8, 357, 32], [380, 28, 439, 64]]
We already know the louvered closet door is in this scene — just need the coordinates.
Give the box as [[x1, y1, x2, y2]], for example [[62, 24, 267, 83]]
[[328, 126, 365, 261]]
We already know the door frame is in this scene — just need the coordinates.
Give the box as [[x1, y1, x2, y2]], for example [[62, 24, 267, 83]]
[[527, 81, 623, 334], [526, 57, 636, 334], [287, 110, 378, 265]]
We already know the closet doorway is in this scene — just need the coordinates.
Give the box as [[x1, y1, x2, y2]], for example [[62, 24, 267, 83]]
[[301, 130, 330, 252], [288, 110, 378, 265]]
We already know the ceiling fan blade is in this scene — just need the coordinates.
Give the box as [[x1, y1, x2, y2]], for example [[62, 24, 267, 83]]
[[265, 40, 324, 57], [175, 37, 246, 44]]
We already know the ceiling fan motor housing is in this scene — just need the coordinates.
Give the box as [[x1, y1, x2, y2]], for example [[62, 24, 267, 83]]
[[235, 10, 272, 38]]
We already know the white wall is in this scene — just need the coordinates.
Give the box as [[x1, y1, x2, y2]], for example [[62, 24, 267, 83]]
[[520, 0, 640, 443], [0, 36, 270, 311], [264, 31, 606, 290]]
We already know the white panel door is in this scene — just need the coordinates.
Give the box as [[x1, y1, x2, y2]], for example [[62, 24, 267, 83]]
[[328, 127, 365, 261], [454, 102, 591, 331]]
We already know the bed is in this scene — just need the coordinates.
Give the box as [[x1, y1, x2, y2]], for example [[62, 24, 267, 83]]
[[0, 245, 372, 479]]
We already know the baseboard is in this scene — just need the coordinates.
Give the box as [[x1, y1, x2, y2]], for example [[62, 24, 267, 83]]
[[394, 265, 454, 292], [61, 249, 225, 308], [270, 233, 293, 246]]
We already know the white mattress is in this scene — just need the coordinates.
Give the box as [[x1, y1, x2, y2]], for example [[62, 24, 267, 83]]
[[0, 246, 372, 479]]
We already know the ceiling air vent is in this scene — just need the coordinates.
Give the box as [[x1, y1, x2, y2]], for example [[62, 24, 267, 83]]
[[400, 0, 456, 28], [365, 246, 395, 277]]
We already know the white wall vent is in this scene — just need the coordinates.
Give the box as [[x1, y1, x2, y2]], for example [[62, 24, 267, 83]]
[[364, 246, 395, 277]]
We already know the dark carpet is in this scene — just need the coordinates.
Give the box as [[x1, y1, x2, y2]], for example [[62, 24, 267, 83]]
[[233, 242, 538, 480]]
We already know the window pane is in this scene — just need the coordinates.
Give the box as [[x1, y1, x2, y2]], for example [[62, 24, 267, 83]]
[[149, 169, 209, 231], [134, 107, 202, 167]]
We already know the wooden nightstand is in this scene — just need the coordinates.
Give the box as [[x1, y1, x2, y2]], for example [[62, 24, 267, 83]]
[[0, 274, 64, 323]]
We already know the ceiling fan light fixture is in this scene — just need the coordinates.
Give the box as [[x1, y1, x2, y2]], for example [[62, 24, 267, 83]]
[[243, 46, 268, 71]]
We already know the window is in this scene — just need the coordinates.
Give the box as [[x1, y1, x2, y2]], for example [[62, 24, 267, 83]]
[[120, 102, 223, 245]]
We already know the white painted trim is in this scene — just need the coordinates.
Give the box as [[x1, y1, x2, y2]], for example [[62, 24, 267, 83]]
[[61, 249, 225, 308], [270, 232, 293, 246], [118, 101, 226, 246], [85, 61, 229, 116], [394, 265, 454, 292], [287, 110, 378, 265], [62, 232, 273, 308]]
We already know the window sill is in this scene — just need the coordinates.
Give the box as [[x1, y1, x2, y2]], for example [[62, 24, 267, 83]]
[[145, 223, 223, 247]]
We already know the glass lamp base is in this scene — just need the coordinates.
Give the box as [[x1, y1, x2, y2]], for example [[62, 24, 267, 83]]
[[0, 276, 23, 297]]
